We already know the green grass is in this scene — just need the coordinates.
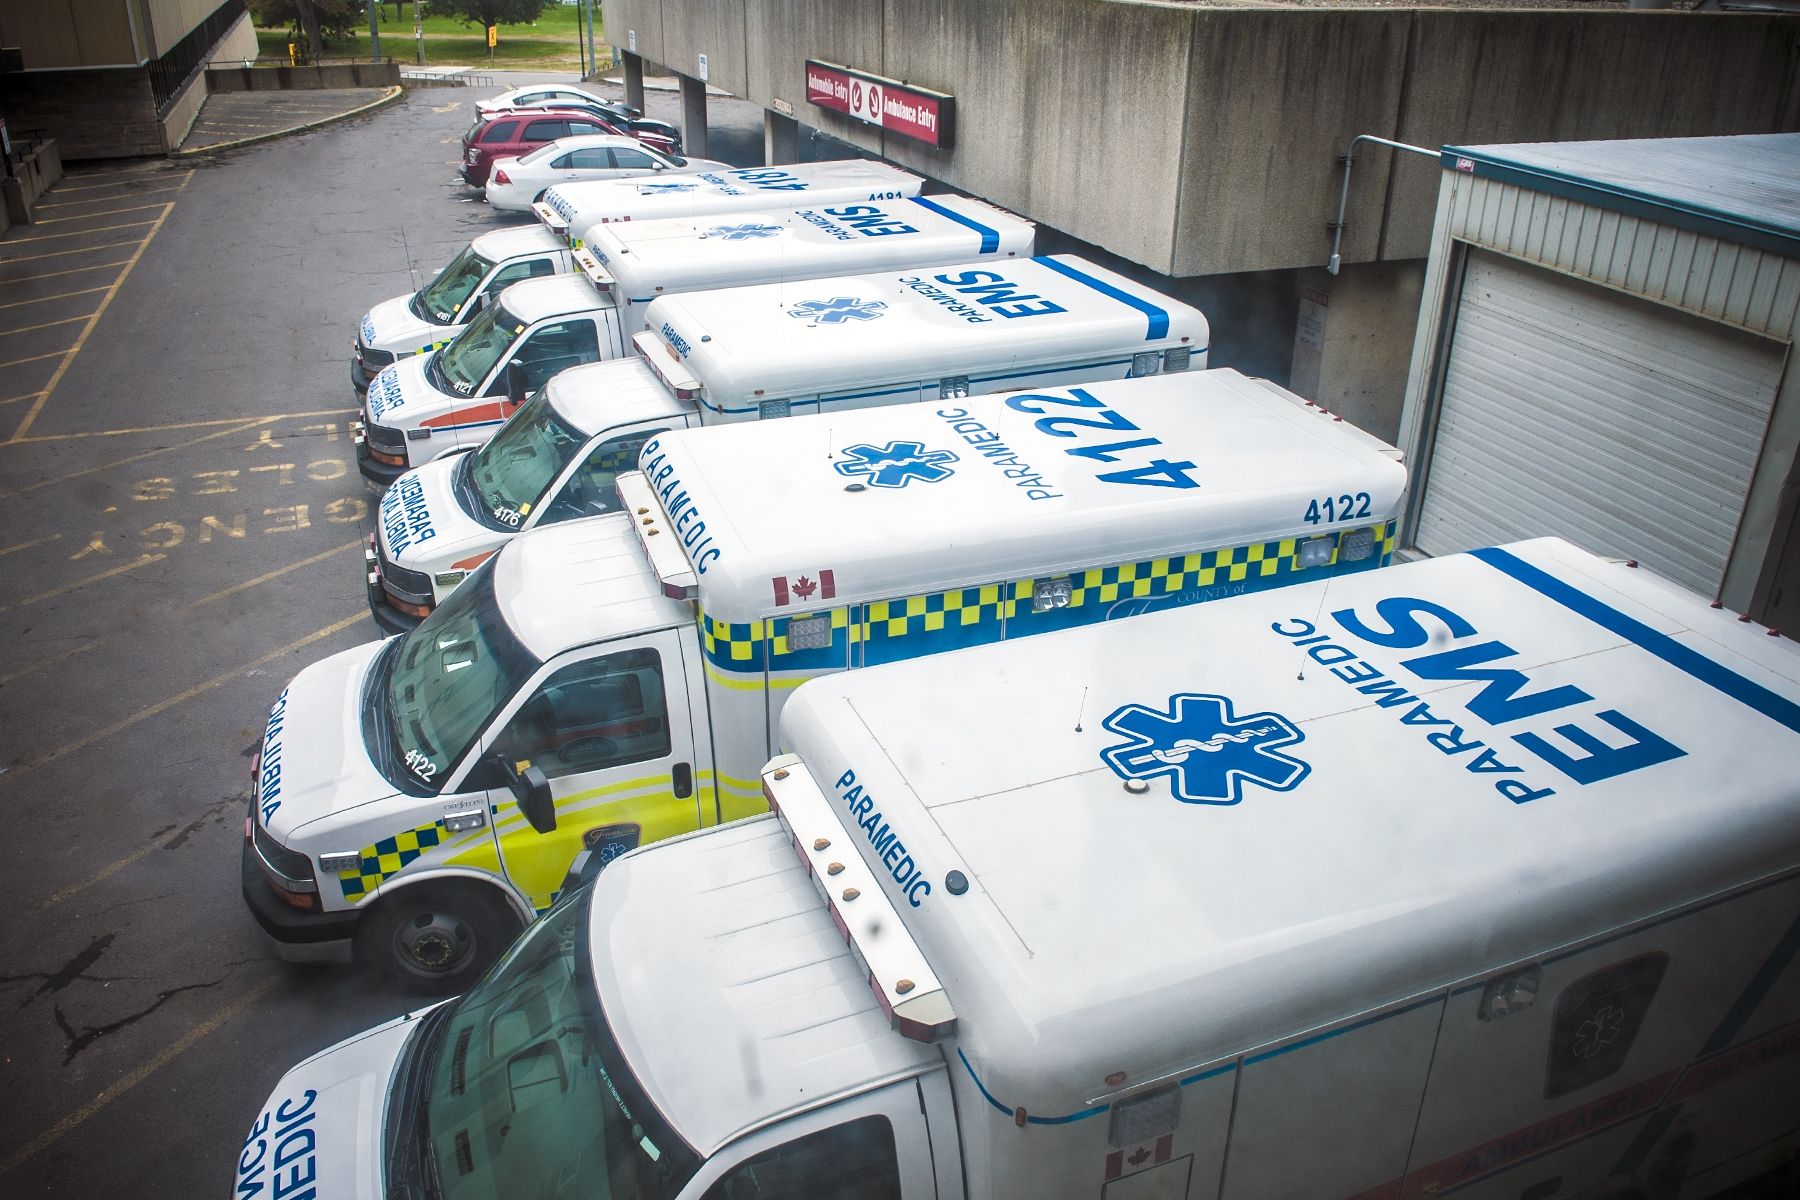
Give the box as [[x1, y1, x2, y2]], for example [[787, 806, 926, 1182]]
[[255, 6, 611, 70]]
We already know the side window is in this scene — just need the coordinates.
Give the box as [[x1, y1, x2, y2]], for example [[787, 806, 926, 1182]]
[[522, 120, 566, 141], [1545, 953, 1670, 1098], [565, 147, 612, 169], [540, 430, 665, 524], [478, 121, 519, 145], [507, 319, 602, 393], [702, 1117, 901, 1200], [491, 649, 669, 780], [550, 153, 575, 169], [609, 147, 658, 170], [568, 121, 607, 137], [487, 257, 557, 294]]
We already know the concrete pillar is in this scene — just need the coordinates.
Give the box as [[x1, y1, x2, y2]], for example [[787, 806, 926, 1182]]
[[679, 73, 708, 159], [622, 50, 646, 117], [763, 110, 799, 165], [1287, 260, 1426, 445]]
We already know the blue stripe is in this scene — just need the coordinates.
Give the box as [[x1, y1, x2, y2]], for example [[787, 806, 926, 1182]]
[[1244, 994, 1443, 1066], [697, 356, 1142, 415], [1469, 546, 1800, 737], [957, 1049, 1107, 1125], [1032, 256, 1169, 341], [908, 196, 1000, 254]]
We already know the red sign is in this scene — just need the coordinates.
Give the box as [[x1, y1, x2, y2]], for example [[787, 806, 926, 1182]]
[[804, 60, 955, 150]]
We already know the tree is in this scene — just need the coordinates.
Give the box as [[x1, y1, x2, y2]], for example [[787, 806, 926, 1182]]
[[430, 0, 547, 44], [249, 0, 361, 61]]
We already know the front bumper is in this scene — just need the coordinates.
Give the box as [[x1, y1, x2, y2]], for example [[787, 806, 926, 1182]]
[[350, 351, 372, 395], [353, 422, 410, 489], [242, 837, 358, 964], [366, 565, 426, 635]]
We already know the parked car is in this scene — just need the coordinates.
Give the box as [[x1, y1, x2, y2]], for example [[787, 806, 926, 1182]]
[[461, 108, 671, 187], [478, 84, 682, 147], [484, 135, 732, 212]]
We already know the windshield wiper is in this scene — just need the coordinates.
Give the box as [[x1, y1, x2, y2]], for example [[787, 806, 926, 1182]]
[[384, 1004, 454, 1200]]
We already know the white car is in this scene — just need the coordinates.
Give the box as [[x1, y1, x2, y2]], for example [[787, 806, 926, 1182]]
[[477, 83, 612, 116], [483, 134, 731, 213]]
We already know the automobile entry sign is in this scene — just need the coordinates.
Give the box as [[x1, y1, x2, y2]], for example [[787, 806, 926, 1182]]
[[805, 60, 956, 149]]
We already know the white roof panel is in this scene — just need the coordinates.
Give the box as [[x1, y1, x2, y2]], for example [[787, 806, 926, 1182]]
[[775, 537, 1800, 1120], [494, 515, 691, 660], [493, 273, 604, 327], [469, 223, 565, 264], [634, 368, 1403, 622]]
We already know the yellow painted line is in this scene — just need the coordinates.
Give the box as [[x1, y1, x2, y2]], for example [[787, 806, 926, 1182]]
[[0, 243, 139, 268], [34, 184, 186, 209], [0, 312, 94, 337], [0, 390, 46, 407], [0, 218, 158, 245], [33, 202, 172, 224], [0, 531, 62, 558], [63, 162, 179, 180], [7, 552, 165, 610], [7, 406, 354, 445], [0, 348, 74, 370], [0, 285, 109, 311], [0, 976, 278, 1180], [0, 639, 100, 687], [180, 538, 361, 611], [0, 418, 264, 497], [0, 611, 366, 784], [9, 201, 175, 442]]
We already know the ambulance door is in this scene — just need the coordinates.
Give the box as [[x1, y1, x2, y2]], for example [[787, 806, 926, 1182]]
[[478, 631, 701, 911], [526, 421, 683, 530], [468, 256, 558, 319], [480, 316, 607, 401]]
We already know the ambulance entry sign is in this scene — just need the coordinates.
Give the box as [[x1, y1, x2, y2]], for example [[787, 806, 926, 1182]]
[[804, 60, 956, 149]]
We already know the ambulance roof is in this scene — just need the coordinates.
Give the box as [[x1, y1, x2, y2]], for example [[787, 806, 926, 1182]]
[[544, 358, 682, 435], [492, 273, 604, 326], [591, 816, 942, 1156], [543, 159, 922, 231], [643, 253, 1207, 415], [494, 515, 690, 661], [469, 223, 564, 263], [775, 538, 1800, 1119], [635, 368, 1403, 622], [592, 195, 1034, 297]]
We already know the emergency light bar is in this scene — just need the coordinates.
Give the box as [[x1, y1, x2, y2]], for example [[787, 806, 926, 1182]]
[[572, 246, 614, 291], [762, 754, 957, 1044], [532, 200, 570, 240], [615, 470, 698, 600], [631, 331, 703, 401]]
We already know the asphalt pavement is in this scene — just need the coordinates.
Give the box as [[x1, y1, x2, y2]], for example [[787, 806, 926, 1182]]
[[0, 73, 766, 1197]]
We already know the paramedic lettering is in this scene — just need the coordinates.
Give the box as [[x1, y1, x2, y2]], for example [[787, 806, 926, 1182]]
[[638, 439, 723, 573], [235, 1088, 318, 1200], [834, 768, 933, 906], [1100, 693, 1310, 805]]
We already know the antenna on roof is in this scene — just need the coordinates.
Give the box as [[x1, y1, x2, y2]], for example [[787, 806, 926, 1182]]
[[1074, 686, 1088, 733], [1298, 570, 1339, 681]]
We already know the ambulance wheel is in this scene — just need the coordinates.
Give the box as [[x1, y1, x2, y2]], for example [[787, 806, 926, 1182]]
[[359, 883, 523, 994]]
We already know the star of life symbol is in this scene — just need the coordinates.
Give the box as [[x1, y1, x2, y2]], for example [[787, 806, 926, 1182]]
[[787, 296, 888, 326], [834, 440, 958, 489], [1100, 693, 1309, 806], [1573, 1005, 1625, 1059], [710, 223, 782, 240], [637, 181, 699, 194]]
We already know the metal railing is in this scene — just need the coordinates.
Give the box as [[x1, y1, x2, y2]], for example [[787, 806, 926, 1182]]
[[150, 0, 248, 116]]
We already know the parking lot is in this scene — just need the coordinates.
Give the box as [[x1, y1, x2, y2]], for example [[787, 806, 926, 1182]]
[[0, 76, 765, 1195]]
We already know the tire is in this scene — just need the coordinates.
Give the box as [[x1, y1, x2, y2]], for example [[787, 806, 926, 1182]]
[[357, 882, 524, 994]]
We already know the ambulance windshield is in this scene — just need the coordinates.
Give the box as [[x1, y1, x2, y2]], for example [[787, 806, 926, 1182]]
[[415, 246, 496, 325], [431, 302, 526, 397], [385, 561, 537, 788], [423, 892, 701, 1200], [462, 389, 586, 523]]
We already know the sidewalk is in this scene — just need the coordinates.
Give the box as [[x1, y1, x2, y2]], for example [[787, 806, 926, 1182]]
[[174, 85, 403, 155]]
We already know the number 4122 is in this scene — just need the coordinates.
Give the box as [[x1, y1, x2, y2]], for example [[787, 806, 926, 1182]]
[[1304, 492, 1372, 524]]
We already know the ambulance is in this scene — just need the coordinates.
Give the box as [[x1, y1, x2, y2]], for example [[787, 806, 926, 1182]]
[[354, 248, 1195, 498], [350, 225, 576, 395], [350, 205, 1039, 489], [531, 159, 922, 249], [238, 538, 1800, 1200], [245, 371, 1404, 992], [362, 251, 1192, 630]]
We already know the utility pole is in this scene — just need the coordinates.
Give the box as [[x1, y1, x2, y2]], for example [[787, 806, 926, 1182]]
[[414, 0, 424, 66], [585, 0, 599, 80], [368, 0, 382, 62]]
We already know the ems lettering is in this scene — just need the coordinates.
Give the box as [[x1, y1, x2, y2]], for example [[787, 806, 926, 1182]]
[[259, 689, 289, 823], [821, 204, 918, 238], [931, 269, 1067, 320], [833, 769, 933, 907], [236, 1089, 318, 1200]]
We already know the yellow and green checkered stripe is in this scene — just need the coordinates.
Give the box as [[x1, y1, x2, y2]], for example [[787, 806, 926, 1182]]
[[337, 820, 446, 902], [698, 524, 1395, 673]]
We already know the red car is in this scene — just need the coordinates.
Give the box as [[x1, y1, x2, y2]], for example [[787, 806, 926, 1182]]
[[461, 108, 678, 187]]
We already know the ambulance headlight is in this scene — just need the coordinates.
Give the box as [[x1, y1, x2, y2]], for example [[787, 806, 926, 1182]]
[[318, 851, 362, 875], [1478, 966, 1541, 1021], [1298, 537, 1336, 569], [1131, 351, 1161, 377], [1337, 527, 1377, 562], [434, 569, 467, 588], [1032, 577, 1073, 612]]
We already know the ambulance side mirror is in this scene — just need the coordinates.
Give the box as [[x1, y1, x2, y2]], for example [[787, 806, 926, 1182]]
[[497, 756, 555, 834], [506, 359, 529, 404]]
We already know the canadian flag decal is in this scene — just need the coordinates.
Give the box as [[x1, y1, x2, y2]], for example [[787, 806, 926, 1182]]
[[773, 571, 836, 606]]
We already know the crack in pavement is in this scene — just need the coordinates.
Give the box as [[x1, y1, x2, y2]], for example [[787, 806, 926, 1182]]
[[12, 933, 116, 1008], [52, 976, 224, 1063]]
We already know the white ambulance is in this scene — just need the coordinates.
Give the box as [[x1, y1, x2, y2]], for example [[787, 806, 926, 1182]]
[[351, 226, 576, 395], [239, 538, 1800, 1200], [245, 372, 1403, 990], [532, 159, 922, 249], [353, 248, 1194, 493]]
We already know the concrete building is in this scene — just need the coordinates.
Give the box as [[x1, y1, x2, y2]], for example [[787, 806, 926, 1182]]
[[1397, 133, 1800, 631], [0, 0, 259, 158], [604, 0, 1799, 425]]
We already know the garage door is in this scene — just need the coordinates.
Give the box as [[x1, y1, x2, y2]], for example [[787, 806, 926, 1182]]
[[1413, 250, 1787, 596]]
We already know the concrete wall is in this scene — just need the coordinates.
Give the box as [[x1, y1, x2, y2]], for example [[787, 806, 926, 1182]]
[[606, 0, 1800, 279], [0, 0, 143, 69], [205, 62, 403, 92], [0, 68, 166, 158]]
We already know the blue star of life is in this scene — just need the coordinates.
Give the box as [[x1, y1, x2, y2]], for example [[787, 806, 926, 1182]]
[[834, 440, 959, 488], [1100, 693, 1309, 805], [788, 296, 889, 325], [638, 182, 698, 194], [711, 223, 782, 240]]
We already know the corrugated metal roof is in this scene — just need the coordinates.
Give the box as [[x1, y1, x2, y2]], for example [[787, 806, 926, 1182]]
[[1442, 133, 1800, 259]]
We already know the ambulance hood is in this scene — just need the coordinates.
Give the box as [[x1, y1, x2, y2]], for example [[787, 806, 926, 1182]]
[[364, 355, 439, 427], [233, 1010, 424, 1200], [378, 454, 497, 577], [361, 294, 441, 358], [254, 639, 398, 842]]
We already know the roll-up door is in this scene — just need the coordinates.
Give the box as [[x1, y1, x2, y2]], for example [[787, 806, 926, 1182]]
[[1413, 250, 1787, 596]]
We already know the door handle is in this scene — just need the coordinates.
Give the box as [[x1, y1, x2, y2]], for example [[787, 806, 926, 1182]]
[[672, 761, 693, 799]]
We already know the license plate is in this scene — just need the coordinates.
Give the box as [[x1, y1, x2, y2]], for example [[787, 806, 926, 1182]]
[[467, 149, 478, 163]]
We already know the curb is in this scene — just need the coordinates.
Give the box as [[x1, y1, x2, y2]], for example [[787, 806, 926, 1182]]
[[170, 84, 406, 159]]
